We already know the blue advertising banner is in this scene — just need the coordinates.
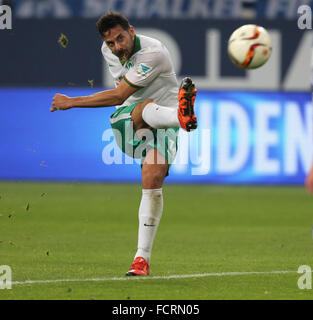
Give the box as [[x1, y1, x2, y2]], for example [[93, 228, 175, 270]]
[[0, 88, 312, 184], [172, 91, 313, 184]]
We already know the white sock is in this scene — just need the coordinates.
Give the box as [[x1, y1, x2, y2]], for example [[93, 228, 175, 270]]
[[135, 188, 163, 264], [142, 102, 180, 129]]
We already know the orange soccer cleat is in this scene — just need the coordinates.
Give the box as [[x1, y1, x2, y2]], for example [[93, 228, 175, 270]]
[[178, 77, 197, 132], [126, 257, 150, 276]]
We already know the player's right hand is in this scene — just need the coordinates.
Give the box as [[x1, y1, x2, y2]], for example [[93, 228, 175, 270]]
[[50, 94, 72, 112]]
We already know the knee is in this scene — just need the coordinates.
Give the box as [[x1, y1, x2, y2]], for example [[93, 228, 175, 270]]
[[142, 167, 167, 189], [138, 99, 155, 115], [132, 99, 155, 130]]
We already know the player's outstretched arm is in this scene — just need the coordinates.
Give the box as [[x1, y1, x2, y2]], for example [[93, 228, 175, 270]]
[[305, 163, 313, 194], [50, 79, 138, 112]]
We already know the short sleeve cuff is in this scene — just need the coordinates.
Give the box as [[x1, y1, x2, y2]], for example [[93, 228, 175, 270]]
[[123, 76, 144, 89]]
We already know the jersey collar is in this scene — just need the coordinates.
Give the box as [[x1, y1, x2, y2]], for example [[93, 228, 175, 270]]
[[132, 34, 141, 56]]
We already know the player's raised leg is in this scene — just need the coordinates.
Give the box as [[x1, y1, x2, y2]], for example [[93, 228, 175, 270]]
[[131, 77, 197, 132], [177, 77, 198, 132], [126, 148, 168, 276]]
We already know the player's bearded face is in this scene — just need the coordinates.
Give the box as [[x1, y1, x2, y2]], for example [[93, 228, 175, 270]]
[[104, 25, 135, 64], [114, 31, 134, 62]]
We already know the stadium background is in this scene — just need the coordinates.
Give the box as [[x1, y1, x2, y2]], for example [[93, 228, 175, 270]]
[[1, 0, 313, 302], [0, 0, 312, 184]]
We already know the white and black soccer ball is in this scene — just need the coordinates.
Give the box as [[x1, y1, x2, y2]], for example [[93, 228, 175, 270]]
[[228, 24, 272, 69]]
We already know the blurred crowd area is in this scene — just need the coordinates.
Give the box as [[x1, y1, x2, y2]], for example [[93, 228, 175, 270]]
[[0, 0, 311, 19]]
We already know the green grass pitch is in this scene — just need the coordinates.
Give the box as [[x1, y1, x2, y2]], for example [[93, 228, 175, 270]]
[[0, 181, 312, 300]]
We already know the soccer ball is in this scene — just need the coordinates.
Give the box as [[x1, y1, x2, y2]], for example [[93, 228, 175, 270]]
[[228, 24, 272, 69]]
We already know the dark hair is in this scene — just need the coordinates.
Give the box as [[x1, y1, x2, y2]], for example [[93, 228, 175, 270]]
[[96, 12, 130, 36]]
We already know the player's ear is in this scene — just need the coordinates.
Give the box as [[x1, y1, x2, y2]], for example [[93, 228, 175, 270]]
[[129, 26, 135, 38]]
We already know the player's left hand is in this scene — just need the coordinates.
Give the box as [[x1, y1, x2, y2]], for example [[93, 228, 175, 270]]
[[305, 166, 313, 194], [50, 94, 72, 112]]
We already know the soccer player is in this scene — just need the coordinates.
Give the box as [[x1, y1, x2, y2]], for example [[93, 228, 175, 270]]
[[50, 12, 197, 276]]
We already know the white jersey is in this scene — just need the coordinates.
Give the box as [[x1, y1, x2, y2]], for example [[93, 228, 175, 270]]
[[102, 34, 179, 109]]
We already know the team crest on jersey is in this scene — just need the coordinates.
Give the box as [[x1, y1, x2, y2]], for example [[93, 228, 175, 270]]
[[137, 63, 151, 76], [125, 61, 134, 70]]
